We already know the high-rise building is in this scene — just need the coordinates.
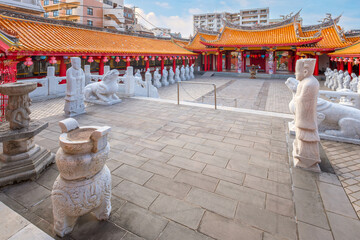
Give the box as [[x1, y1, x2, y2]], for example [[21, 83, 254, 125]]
[[41, 0, 125, 31], [193, 8, 272, 34], [0, 0, 44, 15]]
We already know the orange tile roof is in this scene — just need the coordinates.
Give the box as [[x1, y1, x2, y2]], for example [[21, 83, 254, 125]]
[[0, 15, 195, 56], [346, 36, 360, 43], [298, 25, 353, 51], [201, 23, 322, 48], [329, 40, 360, 57], [185, 32, 218, 51], [172, 38, 189, 48]]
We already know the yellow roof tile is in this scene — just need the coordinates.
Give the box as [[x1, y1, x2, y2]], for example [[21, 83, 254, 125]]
[[329, 40, 360, 57]]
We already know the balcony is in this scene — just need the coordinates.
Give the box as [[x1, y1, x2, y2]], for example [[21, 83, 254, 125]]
[[104, 19, 125, 31], [43, 1, 80, 11]]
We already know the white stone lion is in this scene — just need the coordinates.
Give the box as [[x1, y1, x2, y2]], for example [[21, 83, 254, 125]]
[[84, 69, 122, 105]]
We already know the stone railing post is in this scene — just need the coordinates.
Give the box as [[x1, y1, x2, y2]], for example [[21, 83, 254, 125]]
[[47, 66, 57, 95], [84, 65, 91, 85], [125, 66, 135, 97], [104, 66, 110, 75]]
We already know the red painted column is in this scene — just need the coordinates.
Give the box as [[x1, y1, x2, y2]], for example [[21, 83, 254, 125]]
[[99, 58, 104, 75], [145, 59, 149, 71], [340, 61, 344, 71], [217, 53, 221, 72], [59, 57, 67, 77], [219, 52, 223, 72], [208, 55, 211, 71], [182, 59, 185, 66], [210, 55, 213, 70], [126, 59, 130, 68], [173, 59, 176, 72], [161, 59, 164, 74], [204, 54, 207, 71], [314, 54, 319, 76], [348, 62, 353, 75]]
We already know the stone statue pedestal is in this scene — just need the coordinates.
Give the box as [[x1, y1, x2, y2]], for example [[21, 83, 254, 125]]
[[52, 118, 112, 237], [0, 82, 54, 186]]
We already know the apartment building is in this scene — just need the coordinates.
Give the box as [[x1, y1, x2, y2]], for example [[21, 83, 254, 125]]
[[239, 8, 269, 25], [193, 8, 271, 34], [0, 0, 44, 15], [41, 0, 125, 31]]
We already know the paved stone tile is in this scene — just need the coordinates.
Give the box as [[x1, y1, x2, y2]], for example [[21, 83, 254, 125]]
[[235, 201, 297, 240], [145, 175, 191, 199], [298, 221, 334, 240], [186, 188, 237, 218], [227, 160, 268, 179], [192, 152, 229, 168], [292, 168, 318, 191], [136, 139, 167, 151], [202, 139, 235, 151], [327, 212, 360, 240], [112, 165, 153, 185], [244, 175, 292, 199], [162, 145, 196, 158], [137, 148, 173, 163], [150, 194, 204, 229], [112, 180, 159, 208], [174, 169, 218, 192], [203, 165, 245, 185], [36, 167, 59, 190], [157, 136, 186, 148], [168, 156, 206, 173], [158, 222, 211, 240], [318, 181, 358, 219], [3, 181, 51, 208], [267, 170, 291, 184], [199, 211, 262, 240], [111, 202, 168, 240], [184, 143, 215, 155], [110, 151, 148, 167], [122, 232, 145, 240], [69, 214, 126, 240], [293, 187, 329, 230], [177, 134, 206, 145], [0, 201, 30, 239], [215, 180, 265, 208], [266, 194, 295, 217], [196, 132, 224, 141], [8, 224, 53, 240], [222, 137, 254, 148], [106, 159, 123, 172], [140, 160, 180, 178], [111, 175, 123, 189], [250, 156, 289, 173]]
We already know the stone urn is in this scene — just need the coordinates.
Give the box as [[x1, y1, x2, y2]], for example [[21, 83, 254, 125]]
[[0, 82, 54, 186], [52, 118, 112, 237]]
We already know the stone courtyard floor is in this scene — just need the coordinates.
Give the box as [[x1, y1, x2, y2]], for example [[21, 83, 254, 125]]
[[1, 76, 360, 240]]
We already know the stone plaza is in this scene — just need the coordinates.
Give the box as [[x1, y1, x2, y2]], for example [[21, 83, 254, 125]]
[[1, 74, 360, 240]]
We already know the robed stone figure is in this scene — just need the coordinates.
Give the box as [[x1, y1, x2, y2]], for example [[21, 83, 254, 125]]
[[293, 59, 321, 172]]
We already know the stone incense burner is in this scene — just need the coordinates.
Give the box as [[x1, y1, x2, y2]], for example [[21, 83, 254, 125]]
[[52, 118, 112, 237], [0, 82, 54, 186]]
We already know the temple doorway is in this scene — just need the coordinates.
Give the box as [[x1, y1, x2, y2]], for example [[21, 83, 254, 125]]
[[249, 51, 266, 72]]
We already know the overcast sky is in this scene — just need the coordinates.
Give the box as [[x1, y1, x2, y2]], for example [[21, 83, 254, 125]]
[[125, 0, 359, 38]]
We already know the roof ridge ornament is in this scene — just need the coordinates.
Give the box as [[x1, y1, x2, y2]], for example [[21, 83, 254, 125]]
[[302, 13, 342, 32]]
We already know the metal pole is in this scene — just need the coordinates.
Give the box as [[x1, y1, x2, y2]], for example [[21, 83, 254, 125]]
[[214, 84, 217, 110], [177, 82, 180, 105]]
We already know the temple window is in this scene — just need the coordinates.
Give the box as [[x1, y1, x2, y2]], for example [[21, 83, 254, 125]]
[[66, 9, 72, 15], [87, 20, 93, 26]]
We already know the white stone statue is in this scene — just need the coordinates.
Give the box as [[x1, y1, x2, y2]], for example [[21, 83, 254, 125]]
[[336, 70, 344, 91], [292, 59, 321, 172], [329, 69, 338, 90], [161, 68, 169, 87], [185, 65, 190, 80], [145, 69, 152, 84], [52, 118, 112, 237], [135, 69, 141, 78], [168, 68, 175, 84], [343, 71, 351, 90], [175, 66, 181, 82], [324, 68, 331, 87], [84, 69, 122, 105], [350, 73, 358, 92], [190, 65, 195, 79], [287, 76, 360, 143], [153, 68, 162, 88], [64, 57, 85, 117], [180, 66, 186, 81]]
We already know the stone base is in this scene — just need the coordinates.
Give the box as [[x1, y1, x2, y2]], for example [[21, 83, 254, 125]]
[[64, 110, 86, 118], [0, 145, 55, 187], [84, 99, 122, 106], [293, 157, 321, 173], [288, 122, 360, 145]]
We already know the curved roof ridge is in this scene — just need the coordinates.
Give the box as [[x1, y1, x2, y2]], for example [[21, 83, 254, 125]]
[[195, 28, 219, 36], [223, 9, 301, 31], [302, 14, 341, 32]]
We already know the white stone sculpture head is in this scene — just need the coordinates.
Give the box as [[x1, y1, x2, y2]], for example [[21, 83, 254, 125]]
[[334, 69, 338, 73], [126, 66, 133, 76], [103, 69, 119, 83], [339, 70, 343, 74], [285, 77, 299, 94], [71, 57, 81, 70], [351, 73, 357, 78], [344, 71, 349, 76], [295, 59, 316, 81]]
